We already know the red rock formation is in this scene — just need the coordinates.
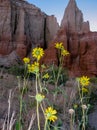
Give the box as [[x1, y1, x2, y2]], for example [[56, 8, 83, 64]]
[[42, 0, 97, 77], [0, 0, 59, 66], [61, 0, 90, 33]]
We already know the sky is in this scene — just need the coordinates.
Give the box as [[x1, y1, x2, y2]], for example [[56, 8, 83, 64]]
[[27, 0, 97, 31]]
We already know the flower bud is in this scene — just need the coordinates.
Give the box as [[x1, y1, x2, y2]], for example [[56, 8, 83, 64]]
[[69, 109, 75, 115]]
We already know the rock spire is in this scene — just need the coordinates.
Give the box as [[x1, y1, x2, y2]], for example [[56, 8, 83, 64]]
[[61, 0, 90, 33]]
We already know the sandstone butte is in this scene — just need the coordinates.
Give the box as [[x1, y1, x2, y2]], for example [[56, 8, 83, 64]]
[[42, 0, 97, 77], [0, 0, 97, 77]]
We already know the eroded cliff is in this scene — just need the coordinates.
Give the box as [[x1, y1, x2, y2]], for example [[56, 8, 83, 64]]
[[0, 0, 59, 67]]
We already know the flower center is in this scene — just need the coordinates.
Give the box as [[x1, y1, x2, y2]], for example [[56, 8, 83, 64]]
[[36, 50, 40, 55], [83, 80, 86, 83], [47, 112, 52, 118]]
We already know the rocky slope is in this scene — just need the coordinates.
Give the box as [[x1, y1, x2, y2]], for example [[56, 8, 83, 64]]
[[0, 0, 59, 67], [42, 0, 97, 77]]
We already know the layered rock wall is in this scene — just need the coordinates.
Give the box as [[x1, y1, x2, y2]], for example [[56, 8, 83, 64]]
[[0, 0, 59, 66], [0, 0, 12, 55]]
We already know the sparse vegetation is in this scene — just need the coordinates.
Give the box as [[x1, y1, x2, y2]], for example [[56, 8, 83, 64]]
[[0, 42, 97, 130]]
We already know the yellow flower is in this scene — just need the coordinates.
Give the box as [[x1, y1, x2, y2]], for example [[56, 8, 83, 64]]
[[35, 93, 45, 102], [80, 76, 90, 86], [42, 73, 49, 79], [82, 87, 89, 93], [28, 62, 39, 73], [23, 57, 30, 64], [61, 49, 70, 56], [55, 42, 64, 49], [45, 107, 57, 122], [32, 47, 44, 61]]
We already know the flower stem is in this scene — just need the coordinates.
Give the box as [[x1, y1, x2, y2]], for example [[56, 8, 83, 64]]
[[56, 65, 62, 88], [36, 73, 38, 94], [19, 93, 23, 130], [38, 75, 42, 92], [44, 118, 47, 130], [82, 109, 86, 130], [37, 102, 40, 130], [70, 114, 73, 130]]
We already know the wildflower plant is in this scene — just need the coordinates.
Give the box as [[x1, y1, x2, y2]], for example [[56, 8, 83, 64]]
[[3, 41, 94, 130], [55, 42, 64, 50], [35, 93, 45, 103], [42, 73, 50, 79], [55, 42, 69, 64], [44, 107, 57, 130], [23, 47, 58, 130], [16, 57, 31, 130], [32, 47, 44, 61], [45, 107, 57, 122], [80, 76, 90, 87], [54, 42, 69, 88], [69, 108, 75, 130], [75, 76, 91, 130], [28, 62, 39, 74], [23, 57, 30, 64]]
